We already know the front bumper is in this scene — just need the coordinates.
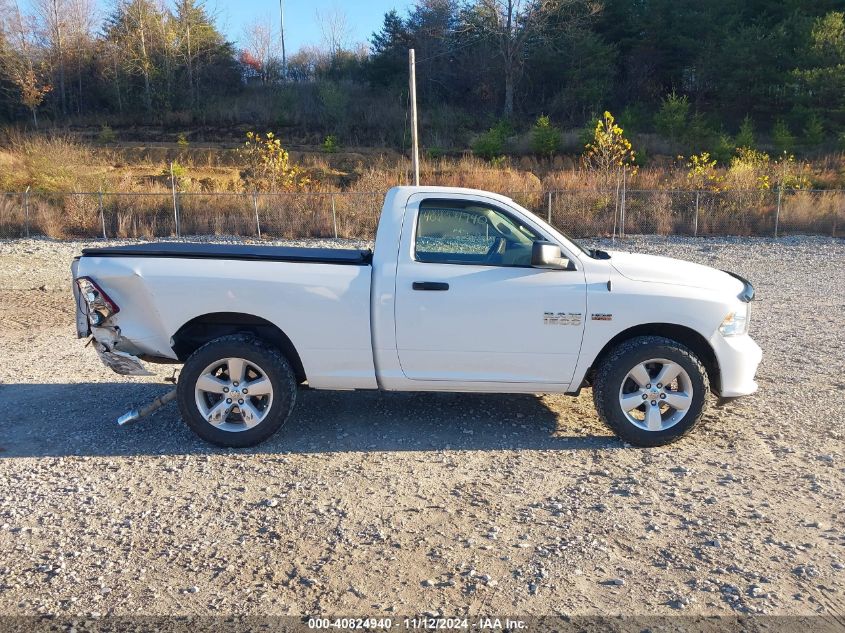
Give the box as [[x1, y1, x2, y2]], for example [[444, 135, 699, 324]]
[[709, 332, 763, 397]]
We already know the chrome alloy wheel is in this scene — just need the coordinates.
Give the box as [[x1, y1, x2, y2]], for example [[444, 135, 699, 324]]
[[194, 357, 274, 432], [618, 358, 694, 432]]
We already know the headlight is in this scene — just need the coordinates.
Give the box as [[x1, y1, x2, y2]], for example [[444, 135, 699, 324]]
[[719, 303, 749, 336], [75, 276, 120, 326]]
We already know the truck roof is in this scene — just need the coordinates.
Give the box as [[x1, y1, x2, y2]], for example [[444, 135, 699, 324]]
[[387, 186, 515, 205]]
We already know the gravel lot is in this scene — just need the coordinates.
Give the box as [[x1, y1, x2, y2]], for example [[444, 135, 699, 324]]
[[0, 235, 843, 621]]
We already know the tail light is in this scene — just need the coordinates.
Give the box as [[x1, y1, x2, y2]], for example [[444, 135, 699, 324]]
[[76, 276, 120, 326]]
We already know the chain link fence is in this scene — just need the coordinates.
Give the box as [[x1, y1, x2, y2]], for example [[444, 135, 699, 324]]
[[0, 188, 841, 240], [543, 189, 843, 238]]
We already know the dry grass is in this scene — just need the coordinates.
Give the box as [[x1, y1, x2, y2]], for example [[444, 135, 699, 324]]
[[0, 130, 110, 192], [1, 130, 843, 239]]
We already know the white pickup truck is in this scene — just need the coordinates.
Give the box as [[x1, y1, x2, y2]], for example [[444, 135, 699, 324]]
[[72, 186, 762, 447]]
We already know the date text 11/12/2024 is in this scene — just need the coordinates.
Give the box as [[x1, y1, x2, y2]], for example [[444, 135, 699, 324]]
[[306, 617, 528, 630]]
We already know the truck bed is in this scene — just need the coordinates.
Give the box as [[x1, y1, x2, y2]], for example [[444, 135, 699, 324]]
[[81, 243, 373, 265]]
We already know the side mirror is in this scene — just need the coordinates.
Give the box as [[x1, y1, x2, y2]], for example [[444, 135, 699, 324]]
[[531, 241, 571, 270]]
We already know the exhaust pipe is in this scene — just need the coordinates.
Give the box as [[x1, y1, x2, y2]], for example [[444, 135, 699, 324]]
[[117, 389, 177, 426]]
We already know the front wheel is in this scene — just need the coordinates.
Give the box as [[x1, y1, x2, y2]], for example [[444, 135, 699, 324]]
[[593, 336, 709, 447], [177, 334, 297, 447]]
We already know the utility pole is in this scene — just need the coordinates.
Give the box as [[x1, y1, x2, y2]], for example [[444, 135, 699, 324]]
[[409, 49, 420, 186], [279, 0, 287, 77]]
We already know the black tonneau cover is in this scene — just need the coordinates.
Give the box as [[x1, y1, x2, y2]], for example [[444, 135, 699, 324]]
[[81, 242, 373, 265]]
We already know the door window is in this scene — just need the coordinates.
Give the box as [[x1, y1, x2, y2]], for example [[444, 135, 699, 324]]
[[414, 199, 542, 267]]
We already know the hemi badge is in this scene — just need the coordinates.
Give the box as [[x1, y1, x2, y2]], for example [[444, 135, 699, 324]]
[[591, 313, 613, 321]]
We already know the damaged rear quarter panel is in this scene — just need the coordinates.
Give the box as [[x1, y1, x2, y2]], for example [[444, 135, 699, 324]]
[[78, 256, 176, 359]]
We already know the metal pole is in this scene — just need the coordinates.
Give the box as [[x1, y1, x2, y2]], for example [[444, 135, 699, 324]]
[[252, 192, 261, 238], [611, 179, 620, 243], [279, 0, 286, 78], [694, 190, 699, 238], [547, 190, 552, 223], [331, 194, 338, 238], [170, 162, 180, 237], [620, 168, 626, 237], [23, 186, 30, 238], [99, 191, 106, 239], [774, 188, 782, 238], [408, 49, 420, 186]]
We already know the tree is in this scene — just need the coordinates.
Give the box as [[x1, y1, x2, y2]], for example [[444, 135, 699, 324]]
[[65, 0, 97, 115], [316, 5, 351, 60], [531, 114, 560, 156], [735, 115, 755, 149], [771, 119, 795, 154], [33, 0, 68, 115], [367, 9, 411, 87], [524, 24, 614, 123], [583, 110, 636, 189], [407, 0, 459, 104], [173, 1, 238, 108], [794, 12, 845, 125], [803, 112, 824, 147], [469, 0, 599, 118], [239, 131, 309, 192], [0, 1, 52, 126], [468, 0, 548, 119], [654, 90, 689, 142], [13, 65, 52, 126], [105, 0, 164, 112], [241, 16, 280, 84]]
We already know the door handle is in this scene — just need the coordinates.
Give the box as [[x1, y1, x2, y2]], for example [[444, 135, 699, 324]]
[[412, 282, 450, 291]]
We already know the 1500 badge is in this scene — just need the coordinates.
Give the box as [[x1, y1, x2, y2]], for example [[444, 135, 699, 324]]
[[544, 312, 582, 326]]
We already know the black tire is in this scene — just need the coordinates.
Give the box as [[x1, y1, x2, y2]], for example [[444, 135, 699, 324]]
[[593, 336, 709, 447], [177, 334, 297, 448]]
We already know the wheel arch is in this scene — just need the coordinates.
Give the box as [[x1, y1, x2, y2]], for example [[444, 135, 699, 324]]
[[587, 323, 720, 393], [171, 312, 306, 383]]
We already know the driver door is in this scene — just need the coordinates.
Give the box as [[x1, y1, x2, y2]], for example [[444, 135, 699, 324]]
[[393, 195, 586, 385]]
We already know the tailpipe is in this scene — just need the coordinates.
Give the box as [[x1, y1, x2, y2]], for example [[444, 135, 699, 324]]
[[117, 389, 177, 426]]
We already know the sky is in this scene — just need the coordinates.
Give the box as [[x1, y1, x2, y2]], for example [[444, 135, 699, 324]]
[[217, 1, 408, 52], [15, 0, 409, 52]]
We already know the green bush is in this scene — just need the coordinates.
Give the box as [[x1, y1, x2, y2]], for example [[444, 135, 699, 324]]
[[803, 113, 824, 147], [654, 91, 689, 141], [98, 124, 116, 144], [735, 115, 756, 149], [618, 103, 648, 134], [472, 121, 511, 160], [318, 82, 350, 129], [531, 115, 561, 156], [632, 147, 649, 167], [162, 161, 187, 189], [772, 119, 795, 154], [711, 133, 736, 164], [685, 112, 714, 151], [322, 135, 340, 153]]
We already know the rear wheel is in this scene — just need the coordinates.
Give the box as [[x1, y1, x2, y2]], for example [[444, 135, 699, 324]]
[[593, 336, 709, 447], [177, 334, 297, 447]]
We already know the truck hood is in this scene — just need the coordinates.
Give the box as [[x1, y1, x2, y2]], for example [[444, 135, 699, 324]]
[[608, 251, 745, 294]]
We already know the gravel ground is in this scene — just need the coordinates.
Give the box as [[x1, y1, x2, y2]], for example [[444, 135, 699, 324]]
[[0, 235, 843, 621]]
